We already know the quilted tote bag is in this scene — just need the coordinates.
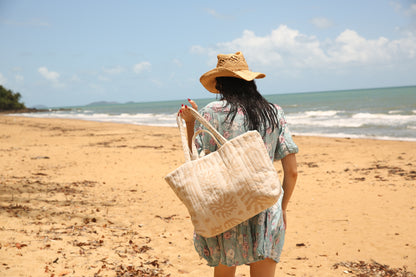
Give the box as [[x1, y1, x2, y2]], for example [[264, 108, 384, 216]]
[[165, 107, 282, 238]]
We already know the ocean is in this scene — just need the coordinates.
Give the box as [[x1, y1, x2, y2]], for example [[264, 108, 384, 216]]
[[11, 86, 416, 141]]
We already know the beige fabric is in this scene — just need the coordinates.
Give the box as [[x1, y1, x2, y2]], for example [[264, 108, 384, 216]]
[[199, 52, 266, 94], [165, 107, 281, 237]]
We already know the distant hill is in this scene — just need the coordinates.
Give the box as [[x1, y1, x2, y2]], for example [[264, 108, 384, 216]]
[[31, 105, 49, 109], [85, 101, 120, 106]]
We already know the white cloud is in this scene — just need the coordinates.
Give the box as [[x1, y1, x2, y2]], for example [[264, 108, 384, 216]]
[[391, 1, 416, 18], [390, 1, 402, 13], [102, 65, 124, 75], [205, 8, 220, 17], [191, 46, 218, 65], [37, 67, 65, 88], [192, 25, 416, 69], [191, 45, 217, 56], [151, 79, 163, 87], [173, 58, 182, 67], [311, 17, 333, 29], [0, 73, 7, 85], [328, 30, 390, 63], [214, 26, 327, 67], [38, 67, 60, 81], [407, 3, 416, 16], [70, 74, 80, 82], [133, 62, 151, 74], [204, 8, 231, 20], [190, 45, 205, 54], [15, 74, 24, 82]]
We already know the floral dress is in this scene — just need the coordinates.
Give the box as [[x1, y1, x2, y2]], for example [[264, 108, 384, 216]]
[[193, 100, 299, 267]]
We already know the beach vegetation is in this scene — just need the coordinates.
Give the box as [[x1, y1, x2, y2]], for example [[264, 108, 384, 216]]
[[0, 85, 26, 111]]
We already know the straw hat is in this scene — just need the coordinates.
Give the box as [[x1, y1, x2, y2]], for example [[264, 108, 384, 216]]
[[200, 51, 266, 93]]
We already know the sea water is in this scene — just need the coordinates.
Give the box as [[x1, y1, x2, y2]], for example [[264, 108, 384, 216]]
[[12, 86, 416, 141]]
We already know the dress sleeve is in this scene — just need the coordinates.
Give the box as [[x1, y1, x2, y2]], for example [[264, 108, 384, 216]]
[[194, 106, 219, 155], [274, 107, 299, 160]]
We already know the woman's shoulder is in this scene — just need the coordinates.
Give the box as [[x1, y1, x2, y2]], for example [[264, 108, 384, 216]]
[[272, 103, 283, 111], [271, 104, 286, 117]]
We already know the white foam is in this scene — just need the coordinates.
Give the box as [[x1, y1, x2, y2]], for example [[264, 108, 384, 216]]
[[9, 112, 178, 127], [287, 110, 416, 128], [292, 132, 416, 142], [352, 113, 416, 125], [9, 109, 416, 141], [304, 110, 339, 117], [287, 112, 363, 128]]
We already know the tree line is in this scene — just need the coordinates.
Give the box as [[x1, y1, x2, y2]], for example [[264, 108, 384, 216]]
[[0, 85, 26, 111]]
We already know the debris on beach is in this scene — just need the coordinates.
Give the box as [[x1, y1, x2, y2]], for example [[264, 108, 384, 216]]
[[114, 263, 170, 277], [155, 214, 178, 222], [0, 176, 172, 276], [333, 260, 415, 276]]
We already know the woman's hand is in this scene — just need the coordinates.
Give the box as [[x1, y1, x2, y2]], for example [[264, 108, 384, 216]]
[[179, 99, 198, 123]]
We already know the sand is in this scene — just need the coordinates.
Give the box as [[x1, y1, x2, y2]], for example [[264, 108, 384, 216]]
[[0, 115, 415, 277]]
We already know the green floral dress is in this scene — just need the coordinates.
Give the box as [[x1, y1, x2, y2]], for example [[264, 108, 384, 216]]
[[193, 100, 299, 267]]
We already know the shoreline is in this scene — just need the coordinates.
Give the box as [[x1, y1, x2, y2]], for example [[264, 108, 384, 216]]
[[0, 108, 71, 114], [3, 113, 416, 143], [1, 115, 415, 276]]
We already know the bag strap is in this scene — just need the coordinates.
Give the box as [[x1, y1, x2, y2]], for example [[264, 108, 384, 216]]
[[176, 107, 227, 162], [187, 107, 227, 145], [191, 129, 222, 160], [176, 115, 193, 163]]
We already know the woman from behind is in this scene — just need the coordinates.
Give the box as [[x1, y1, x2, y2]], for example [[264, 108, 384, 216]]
[[180, 52, 298, 277]]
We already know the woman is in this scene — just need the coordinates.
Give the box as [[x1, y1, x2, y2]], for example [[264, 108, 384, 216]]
[[180, 52, 298, 277]]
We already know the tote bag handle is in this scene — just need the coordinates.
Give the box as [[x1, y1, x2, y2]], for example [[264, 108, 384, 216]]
[[176, 107, 227, 162], [190, 129, 222, 160]]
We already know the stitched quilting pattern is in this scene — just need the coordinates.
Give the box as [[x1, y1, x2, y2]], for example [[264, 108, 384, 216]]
[[165, 130, 281, 237]]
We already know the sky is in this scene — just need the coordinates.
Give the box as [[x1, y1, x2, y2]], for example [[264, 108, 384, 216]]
[[0, 0, 415, 107]]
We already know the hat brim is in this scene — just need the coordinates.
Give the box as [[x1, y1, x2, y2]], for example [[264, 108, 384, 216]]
[[200, 68, 266, 93]]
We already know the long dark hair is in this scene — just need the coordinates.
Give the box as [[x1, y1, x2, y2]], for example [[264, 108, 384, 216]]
[[215, 77, 278, 133]]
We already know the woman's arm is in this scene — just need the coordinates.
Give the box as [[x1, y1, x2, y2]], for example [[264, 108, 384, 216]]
[[179, 99, 198, 151], [185, 120, 195, 151], [280, 153, 298, 229]]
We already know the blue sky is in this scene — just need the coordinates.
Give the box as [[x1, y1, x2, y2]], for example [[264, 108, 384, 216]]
[[0, 0, 415, 107]]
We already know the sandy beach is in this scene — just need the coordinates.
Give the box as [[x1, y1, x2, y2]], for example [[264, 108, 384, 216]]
[[0, 115, 415, 277]]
